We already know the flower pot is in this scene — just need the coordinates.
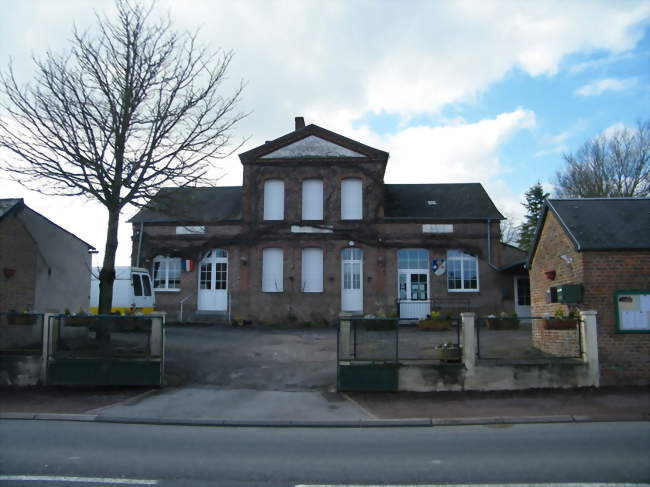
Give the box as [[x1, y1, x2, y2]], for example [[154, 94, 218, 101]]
[[542, 319, 578, 330], [418, 319, 452, 331]]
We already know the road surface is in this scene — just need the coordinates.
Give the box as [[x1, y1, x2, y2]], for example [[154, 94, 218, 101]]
[[1, 419, 648, 486]]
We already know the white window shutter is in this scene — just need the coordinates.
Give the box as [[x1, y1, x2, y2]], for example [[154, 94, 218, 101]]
[[341, 178, 362, 220], [301, 248, 323, 292], [262, 248, 283, 292], [302, 179, 323, 220], [264, 180, 284, 220]]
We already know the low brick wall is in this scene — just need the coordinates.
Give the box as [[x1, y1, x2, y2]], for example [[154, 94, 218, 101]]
[[532, 321, 580, 357]]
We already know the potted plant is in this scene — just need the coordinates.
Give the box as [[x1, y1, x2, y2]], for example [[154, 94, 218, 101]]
[[486, 312, 520, 330], [434, 342, 462, 362], [542, 307, 578, 330], [418, 311, 453, 331]]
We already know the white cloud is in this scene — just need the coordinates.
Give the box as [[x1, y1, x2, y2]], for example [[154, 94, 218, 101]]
[[575, 77, 638, 96], [1, 1, 649, 264]]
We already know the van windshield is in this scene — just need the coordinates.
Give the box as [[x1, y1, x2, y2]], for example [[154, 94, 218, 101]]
[[132, 274, 143, 297]]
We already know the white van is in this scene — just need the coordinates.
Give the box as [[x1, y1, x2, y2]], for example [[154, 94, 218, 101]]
[[89, 267, 155, 314]]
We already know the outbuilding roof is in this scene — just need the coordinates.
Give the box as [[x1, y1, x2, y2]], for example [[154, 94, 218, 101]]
[[384, 183, 504, 220], [528, 198, 650, 264], [130, 187, 242, 223]]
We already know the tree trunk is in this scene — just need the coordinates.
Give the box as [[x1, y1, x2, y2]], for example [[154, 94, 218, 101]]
[[98, 206, 120, 315]]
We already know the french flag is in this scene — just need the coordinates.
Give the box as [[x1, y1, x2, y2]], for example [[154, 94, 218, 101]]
[[182, 259, 195, 272]]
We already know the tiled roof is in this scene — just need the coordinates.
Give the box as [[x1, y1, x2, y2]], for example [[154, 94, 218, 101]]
[[130, 187, 242, 223], [545, 198, 650, 251], [384, 183, 504, 220]]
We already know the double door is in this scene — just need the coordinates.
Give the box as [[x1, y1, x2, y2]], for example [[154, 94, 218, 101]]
[[197, 249, 228, 311]]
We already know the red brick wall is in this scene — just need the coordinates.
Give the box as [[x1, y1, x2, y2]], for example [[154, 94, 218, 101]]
[[582, 251, 650, 385], [531, 211, 650, 385], [0, 215, 37, 311]]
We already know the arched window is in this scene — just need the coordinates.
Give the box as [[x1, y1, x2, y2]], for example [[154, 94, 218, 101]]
[[263, 179, 284, 220], [152, 255, 181, 291], [341, 178, 362, 220], [302, 179, 323, 220], [262, 248, 283, 292], [447, 250, 479, 291]]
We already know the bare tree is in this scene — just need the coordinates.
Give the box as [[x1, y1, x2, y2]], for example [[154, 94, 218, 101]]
[[0, 0, 245, 313], [556, 119, 649, 198], [499, 216, 520, 246]]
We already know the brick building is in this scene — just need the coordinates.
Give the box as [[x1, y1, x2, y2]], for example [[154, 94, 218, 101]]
[[528, 198, 650, 385], [131, 118, 527, 324], [0, 199, 95, 313]]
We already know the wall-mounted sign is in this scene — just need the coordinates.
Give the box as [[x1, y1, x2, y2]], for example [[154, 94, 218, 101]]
[[615, 290, 650, 333], [432, 259, 446, 276]]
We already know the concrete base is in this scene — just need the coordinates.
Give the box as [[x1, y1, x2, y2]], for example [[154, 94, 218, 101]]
[[397, 360, 594, 392]]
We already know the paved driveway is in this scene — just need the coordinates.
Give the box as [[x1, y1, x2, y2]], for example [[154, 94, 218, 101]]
[[164, 325, 337, 390]]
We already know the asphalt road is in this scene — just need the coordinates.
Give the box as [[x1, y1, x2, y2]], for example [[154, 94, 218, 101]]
[[1, 420, 648, 486]]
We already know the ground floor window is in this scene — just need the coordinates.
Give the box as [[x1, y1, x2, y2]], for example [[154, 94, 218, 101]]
[[301, 248, 323, 292], [262, 248, 284, 292], [152, 256, 181, 291], [447, 250, 479, 291]]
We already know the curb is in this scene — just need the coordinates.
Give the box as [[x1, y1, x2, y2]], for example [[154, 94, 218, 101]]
[[1, 412, 647, 427]]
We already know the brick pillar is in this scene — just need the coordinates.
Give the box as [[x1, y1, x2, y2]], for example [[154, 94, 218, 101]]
[[580, 310, 600, 387], [461, 312, 476, 371]]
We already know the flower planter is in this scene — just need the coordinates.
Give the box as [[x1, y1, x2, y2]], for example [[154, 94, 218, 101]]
[[418, 319, 452, 331], [486, 318, 519, 330], [542, 319, 578, 330], [434, 348, 462, 362], [7, 314, 38, 326]]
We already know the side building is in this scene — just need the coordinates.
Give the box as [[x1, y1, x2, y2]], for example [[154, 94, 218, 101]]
[[131, 117, 527, 324], [528, 198, 650, 386], [0, 198, 95, 313]]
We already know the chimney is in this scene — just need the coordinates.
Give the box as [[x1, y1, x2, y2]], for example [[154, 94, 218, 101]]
[[295, 116, 305, 130]]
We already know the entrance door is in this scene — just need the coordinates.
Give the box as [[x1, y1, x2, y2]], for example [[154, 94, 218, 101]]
[[398, 271, 430, 319], [197, 249, 228, 311], [397, 249, 430, 319], [341, 248, 363, 312], [514, 276, 531, 319]]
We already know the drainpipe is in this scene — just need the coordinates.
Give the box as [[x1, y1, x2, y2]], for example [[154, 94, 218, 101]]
[[135, 222, 144, 268], [486, 219, 498, 270]]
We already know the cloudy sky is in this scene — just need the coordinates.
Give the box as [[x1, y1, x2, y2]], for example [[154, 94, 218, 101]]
[[1, 0, 649, 265]]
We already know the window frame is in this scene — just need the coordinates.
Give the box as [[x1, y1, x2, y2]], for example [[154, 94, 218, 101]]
[[263, 179, 285, 221], [301, 248, 324, 293], [302, 179, 324, 221], [340, 178, 363, 220], [152, 256, 182, 292], [262, 248, 284, 293], [446, 250, 479, 292]]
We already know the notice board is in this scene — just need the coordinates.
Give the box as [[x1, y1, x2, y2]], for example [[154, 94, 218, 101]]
[[615, 290, 650, 332]]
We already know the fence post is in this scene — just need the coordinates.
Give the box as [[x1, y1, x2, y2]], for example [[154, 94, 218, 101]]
[[461, 312, 476, 371], [580, 310, 600, 387], [41, 313, 53, 384]]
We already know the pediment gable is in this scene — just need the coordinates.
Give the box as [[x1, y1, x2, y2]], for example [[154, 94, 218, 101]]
[[260, 135, 365, 159]]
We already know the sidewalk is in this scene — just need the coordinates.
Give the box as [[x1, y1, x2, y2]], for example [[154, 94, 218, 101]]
[[1, 385, 647, 425]]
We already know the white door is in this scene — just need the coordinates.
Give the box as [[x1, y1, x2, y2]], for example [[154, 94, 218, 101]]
[[341, 248, 363, 312], [197, 249, 228, 311], [514, 276, 531, 319], [398, 271, 430, 319]]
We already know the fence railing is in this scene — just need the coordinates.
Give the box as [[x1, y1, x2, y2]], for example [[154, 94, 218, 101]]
[[475, 316, 583, 360], [338, 317, 462, 363]]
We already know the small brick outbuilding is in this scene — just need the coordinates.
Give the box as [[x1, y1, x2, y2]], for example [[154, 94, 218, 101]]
[[0, 199, 95, 313], [528, 198, 650, 386]]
